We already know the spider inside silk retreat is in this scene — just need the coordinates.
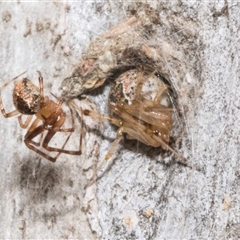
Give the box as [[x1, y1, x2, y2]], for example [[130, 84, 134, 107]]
[[81, 67, 189, 188], [0, 71, 83, 162]]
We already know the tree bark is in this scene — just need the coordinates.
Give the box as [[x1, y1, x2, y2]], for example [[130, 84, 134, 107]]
[[0, 1, 239, 239]]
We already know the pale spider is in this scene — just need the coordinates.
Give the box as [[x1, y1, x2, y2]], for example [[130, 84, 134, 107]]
[[82, 67, 188, 187], [0, 71, 82, 162]]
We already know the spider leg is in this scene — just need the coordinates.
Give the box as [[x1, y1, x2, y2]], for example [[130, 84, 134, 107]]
[[78, 106, 84, 155], [42, 109, 82, 155], [150, 134, 200, 172], [114, 106, 188, 163], [84, 105, 189, 188], [113, 106, 184, 157], [24, 99, 82, 160], [24, 124, 63, 162], [83, 108, 152, 188], [154, 83, 169, 103], [25, 121, 77, 162], [47, 102, 84, 154], [0, 72, 27, 92], [151, 134, 187, 162], [44, 103, 74, 133], [36, 71, 45, 108], [85, 127, 123, 189], [25, 118, 44, 147], [24, 115, 71, 162], [83, 109, 121, 126], [0, 108, 19, 118], [117, 98, 173, 131], [18, 115, 33, 128], [50, 92, 61, 102]]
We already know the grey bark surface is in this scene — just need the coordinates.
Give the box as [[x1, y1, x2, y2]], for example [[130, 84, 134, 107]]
[[0, 1, 240, 239]]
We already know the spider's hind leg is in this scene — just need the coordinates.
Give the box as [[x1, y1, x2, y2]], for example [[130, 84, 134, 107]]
[[85, 127, 123, 189]]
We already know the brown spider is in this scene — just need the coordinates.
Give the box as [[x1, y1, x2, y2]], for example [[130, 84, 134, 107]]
[[81, 67, 188, 187], [0, 71, 82, 162]]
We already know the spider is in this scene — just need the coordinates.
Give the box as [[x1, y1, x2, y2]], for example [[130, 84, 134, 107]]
[[0, 71, 82, 162], [81, 67, 188, 187]]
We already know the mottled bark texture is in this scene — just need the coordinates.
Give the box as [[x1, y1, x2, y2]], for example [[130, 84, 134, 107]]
[[0, 1, 239, 239]]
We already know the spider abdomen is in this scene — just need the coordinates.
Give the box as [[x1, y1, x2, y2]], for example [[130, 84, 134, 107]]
[[13, 78, 41, 115]]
